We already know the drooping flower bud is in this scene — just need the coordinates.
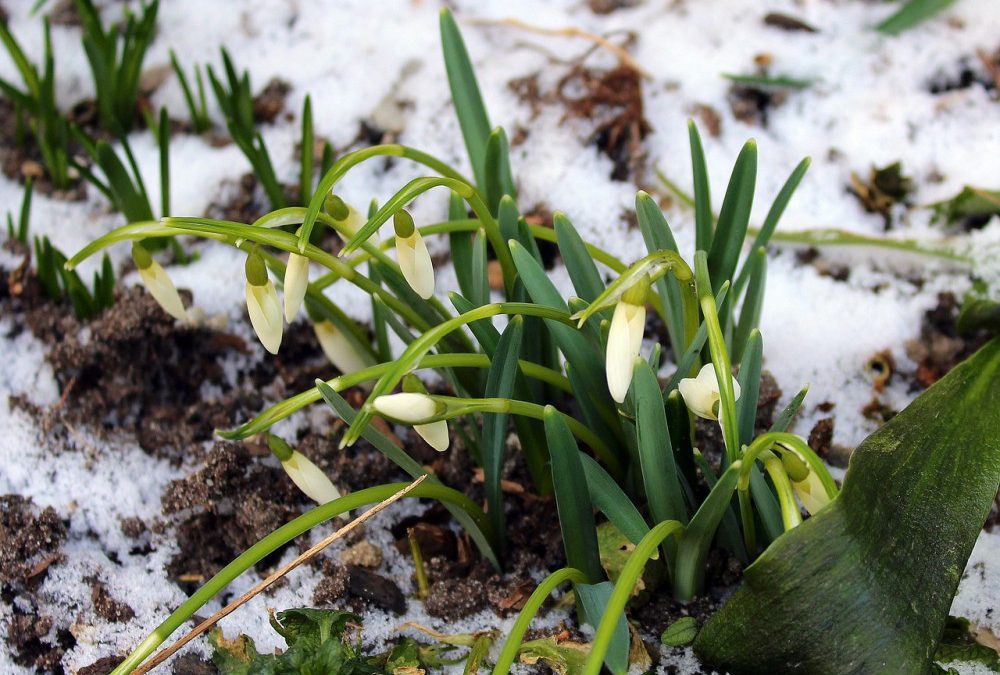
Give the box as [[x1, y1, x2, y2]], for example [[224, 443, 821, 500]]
[[313, 319, 376, 375], [372, 378, 450, 452], [324, 194, 364, 243], [394, 209, 434, 299], [245, 250, 282, 354], [132, 242, 187, 320], [283, 252, 309, 322], [268, 434, 340, 504], [792, 468, 833, 516], [678, 362, 742, 421], [605, 276, 649, 402]]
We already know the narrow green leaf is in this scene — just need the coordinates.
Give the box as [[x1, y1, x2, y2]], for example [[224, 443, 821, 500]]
[[576, 581, 629, 675], [544, 406, 604, 583], [633, 360, 686, 527], [554, 211, 604, 303], [688, 121, 712, 252], [449, 293, 501, 354], [876, 0, 956, 35], [448, 191, 477, 302], [439, 8, 491, 188], [707, 140, 757, 291], [723, 73, 814, 89], [770, 384, 809, 433], [732, 247, 766, 362], [469, 228, 489, 307], [482, 317, 524, 544], [299, 95, 313, 204], [158, 108, 170, 217], [483, 126, 516, 212], [636, 191, 687, 355], [579, 453, 650, 546]]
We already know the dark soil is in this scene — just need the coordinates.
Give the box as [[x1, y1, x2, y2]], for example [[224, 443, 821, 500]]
[[928, 45, 1000, 96], [0, 494, 67, 588], [905, 292, 993, 390]]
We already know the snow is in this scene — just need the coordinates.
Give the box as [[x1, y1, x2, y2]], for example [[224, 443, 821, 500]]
[[1, 0, 999, 671]]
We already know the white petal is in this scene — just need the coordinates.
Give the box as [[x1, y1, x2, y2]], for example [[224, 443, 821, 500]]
[[314, 321, 374, 374], [793, 470, 831, 516], [678, 370, 719, 420], [139, 262, 186, 320], [246, 280, 283, 354], [371, 392, 438, 423], [606, 303, 644, 403], [283, 253, 310, 322], [282, 451, 340, 504], [415, 420, 450, 452], [397, 232, 435, 299]]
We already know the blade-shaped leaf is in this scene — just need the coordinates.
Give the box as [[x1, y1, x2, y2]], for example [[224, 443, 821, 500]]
[[707, 140, 757, 291], [696, 338, 1000, 673], [440, 8, 491, 188]]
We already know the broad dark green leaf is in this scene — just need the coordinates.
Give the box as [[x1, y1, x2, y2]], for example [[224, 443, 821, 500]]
[[696, 339, 1000, 673], [555, 211, 604, 303], [633, 360, 686, 527], [579, 453, 650, 545]]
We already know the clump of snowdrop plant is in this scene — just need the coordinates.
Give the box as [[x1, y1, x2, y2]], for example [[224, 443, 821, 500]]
[[73, 10, 839, 675]]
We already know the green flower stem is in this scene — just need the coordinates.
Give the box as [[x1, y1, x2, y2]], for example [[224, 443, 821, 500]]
[[738, 432, 839, 501], [341, 301, 575, 448], [763, 454, 802, 531], [299, 144, 472, 250], [491, 567, 590, 675], [583, 520, 686, 675], [218, 353, 571, 440], [421, 395, 621, 476], [109, 482, 489, 675], [693, 253, 740, 462], [341, 176, 516, 297]]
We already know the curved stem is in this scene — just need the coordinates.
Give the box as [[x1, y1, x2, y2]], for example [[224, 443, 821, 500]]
[[109, 482, 488, 675], [341, 301, 574, 448], [491, 568, 589, 675], [583, 520, 686, 675], [218, 353, 571, 440], [763, 454, 802, 531], [420, 396, 620, 475]]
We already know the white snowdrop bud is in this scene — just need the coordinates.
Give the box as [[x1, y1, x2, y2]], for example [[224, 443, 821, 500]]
[[605, 277, 649, 403], [371, 392, 441, 424], [313, 320, 375, 375], [678, 363, 742, 421], [325, 194, 365, 243], [245, 251, 282, 354], [414, 420, 450, 452], [394, 210, 434, 299], [268, 435, 340, 505], [283, 252, 310, 322], [132, 242, 187, 320], [792, 468, 832, 516]]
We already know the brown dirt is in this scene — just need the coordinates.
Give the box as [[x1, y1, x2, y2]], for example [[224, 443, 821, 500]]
[[5, 606, 75, 674], [253, 78, 292, 125], [905, 292, 993, 389], [88, 577, 136, 623], [0, 494, 67, 588]]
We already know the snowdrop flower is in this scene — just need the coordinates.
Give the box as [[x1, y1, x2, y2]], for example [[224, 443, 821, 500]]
[[792, 469, 832, 516], [313, 319, 376, 375], [394, 209, 434, 299], [372, 391, 450, 452], [245, 250, 282, 354], [268, 435, 340, 505], [131, 242, 186, 320], [605, 276, 650, 403], [325, 194, 364, 242], [283, 252, 309, 322], [678, 363, 742, 421]]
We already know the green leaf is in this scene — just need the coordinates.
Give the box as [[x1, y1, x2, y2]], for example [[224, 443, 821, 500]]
[[633, 360, 686, 527], [723, 73, 814, 89], [732, 248, 766, 363], [483, 126, 516, 212], [440, 8, 491, 189], [555, 211, 605, 303], [271, 608, 358, 651], [300, 95, 314, 204], [930, 185, 1000, 226], [577, 581, 630, 674], [482, 316, 524, 544], [688, 121, 713, 252], [636, 191, 686, 351], [876, 0, 956, 35], [695, 338, 1000, 674], [661, 617, 699, 647], [707, 140, 757, 291], [579, 453, 650, 546], [770, 384, 808, 433], [448, 191, 477, 301], [544, 406, 604, 583], [518, 636, 590, 674]]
